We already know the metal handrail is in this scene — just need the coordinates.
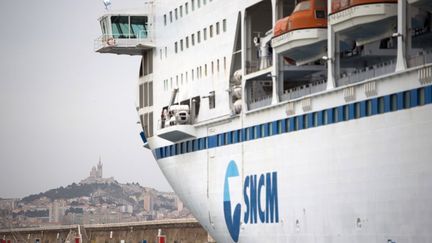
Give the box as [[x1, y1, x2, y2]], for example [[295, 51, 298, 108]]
[[94, 30, 152, 51], [280, 80, 327, 101]]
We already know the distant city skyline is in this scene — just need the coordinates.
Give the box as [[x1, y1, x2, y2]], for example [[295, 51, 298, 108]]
[[0, 0, 172, 198]]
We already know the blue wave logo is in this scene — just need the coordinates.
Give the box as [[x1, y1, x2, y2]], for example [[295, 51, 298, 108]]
[[223, 160, 241, 242]]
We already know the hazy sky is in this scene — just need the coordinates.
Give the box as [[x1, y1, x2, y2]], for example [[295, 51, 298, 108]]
[[0, 0, 172, 198]]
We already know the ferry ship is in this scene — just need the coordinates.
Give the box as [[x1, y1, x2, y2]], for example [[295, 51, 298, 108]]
[[94, 0, 432, 242]]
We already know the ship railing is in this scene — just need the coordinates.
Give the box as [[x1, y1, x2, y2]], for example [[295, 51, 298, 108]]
[[337, 60, 396, 87], [407, 50, 432, 68], [94, 31, 152, 51], [280, 79, 327, 102], [248, 95, 273, 110]]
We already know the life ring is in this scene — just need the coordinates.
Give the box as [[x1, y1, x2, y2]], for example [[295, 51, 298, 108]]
[[107, 38, 116, 46]]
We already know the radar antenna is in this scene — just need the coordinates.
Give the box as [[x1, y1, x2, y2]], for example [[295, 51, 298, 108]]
[[103, 0, 112, 10]]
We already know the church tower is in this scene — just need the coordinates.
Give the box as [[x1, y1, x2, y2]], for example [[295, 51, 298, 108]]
[[97, 156, 103, 178]]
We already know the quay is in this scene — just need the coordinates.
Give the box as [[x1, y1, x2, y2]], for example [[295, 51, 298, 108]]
[[0, 219, 215, 243]]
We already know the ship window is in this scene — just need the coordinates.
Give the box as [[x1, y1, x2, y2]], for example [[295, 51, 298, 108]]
[[185, 3, 189, 14], [183, 142, 187, 153], [211, 61, 214, 75], [218, 134, 225, 146], [192, 139, 197, 151], [180, 6, 183, 17], [139, 84, 144, 108], [192, 0, 195, 10], [101, 18, 108, 35], [357, 103, 362, 118], [111, 16, 129, 38], [180, 39, 184, 51], [149, 112, 153, 137], [177, 143, 182, 154], [197, 31, 201, 43], [205, 64, 208, 76], [315, 10, 326, 19], [359, 101, 366, 117], [188, 141, 193, 152], [204, 28, 207, 40], [367, 100, 372, 116], [143, 113, 149, 136], [144, 83, 148, 107], [209, 91, 216, 109], [130, 16, 148, 38], [165, 46, 167, 58], [203, 137, 208, 149], [191, 34, 195, 45], [277, 120, 282, 134], [378, 97, 385, 113], [249, 127, 255, 140], [210, 25, 214, 38], [198, 0, 201, 8], [225, 133, 231, 145], [404, 91, 411, 109], [294, 117, 299, 131], [303, 114, 310, 128], [217, 59, 220, 72], [223, 19, 227, 32], [293, 1, 310, 12], [192, 69, 195, 80], [149, 81, 153, 106], [203, 0, 206, 5], [175, 42, 178, 53], [334, 108, 339, 122], [391, 94, 397, 111], [175, 8, 178, 20], [224, 57, 227, 71], [216, 22, 220, 35], [170, 11, 173, 22], [419, 88, 426, 106], [313, 112, 318, 126], [164, 14, 167, 25], [323, 111, 328, 124], [186, 37, 189, 48]]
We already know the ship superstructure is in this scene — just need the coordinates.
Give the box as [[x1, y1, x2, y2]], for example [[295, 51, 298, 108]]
[[95, 0, 432, 242]]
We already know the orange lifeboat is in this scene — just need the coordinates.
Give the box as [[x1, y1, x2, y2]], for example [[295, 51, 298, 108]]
[[329, 0, 398, 46], [272, 0, 328, 66]]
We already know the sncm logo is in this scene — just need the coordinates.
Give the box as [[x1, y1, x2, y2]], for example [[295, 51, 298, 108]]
[[223, 160, 279, 242]]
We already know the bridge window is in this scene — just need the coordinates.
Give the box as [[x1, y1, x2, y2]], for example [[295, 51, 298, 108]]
[[111, 16, 129, 38]]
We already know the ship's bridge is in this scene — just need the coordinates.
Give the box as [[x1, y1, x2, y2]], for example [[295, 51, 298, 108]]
[[94, 10, 155, 55]]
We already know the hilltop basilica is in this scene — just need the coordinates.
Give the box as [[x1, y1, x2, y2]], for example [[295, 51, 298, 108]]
[[80, 157, 115, 184]]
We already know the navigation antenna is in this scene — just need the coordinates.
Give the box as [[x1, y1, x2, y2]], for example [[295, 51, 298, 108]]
[[103, 0, 112, 10]]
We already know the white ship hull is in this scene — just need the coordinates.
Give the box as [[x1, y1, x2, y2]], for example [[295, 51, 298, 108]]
[[94, 0, 432, 242]]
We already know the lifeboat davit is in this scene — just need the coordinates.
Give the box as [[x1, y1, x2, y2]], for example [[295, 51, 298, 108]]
[[329, 0, 397, 46], [271, 0, 328, 66]]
